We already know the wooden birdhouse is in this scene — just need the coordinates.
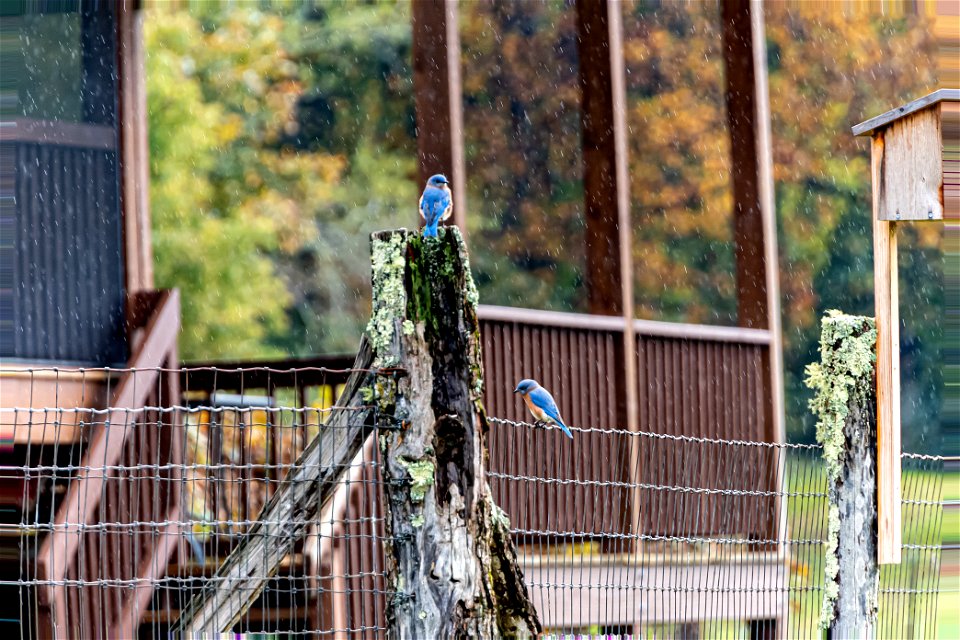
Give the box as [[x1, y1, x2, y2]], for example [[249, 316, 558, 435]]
[[852, 88, 957, 565], [853, 88, 959, 220]]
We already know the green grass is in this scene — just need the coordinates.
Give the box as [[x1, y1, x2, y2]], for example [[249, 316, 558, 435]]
[[937, 469, 958, 639], [783, 454, 948, 637], [543, 456, 951, 639], [938, 572, 959, 640]]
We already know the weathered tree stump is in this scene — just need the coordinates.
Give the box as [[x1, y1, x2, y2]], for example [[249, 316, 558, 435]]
[[805, 311, 879, 637], [368, 228, 540, 639]]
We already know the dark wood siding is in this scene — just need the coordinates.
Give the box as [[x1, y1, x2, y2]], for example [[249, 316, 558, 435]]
[[10, 142, 125, 363], [1, 4, 126, 364], [480, 307, 778, 541]]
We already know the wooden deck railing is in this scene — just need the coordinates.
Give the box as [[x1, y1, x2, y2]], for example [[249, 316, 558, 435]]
[[34, 290, 182, 639], [143, 304, 780, 636], [176, 357, 354, 555], [135, 357, 355, 634], [480, 305, 778, 542], [171, 305, 777, 545]]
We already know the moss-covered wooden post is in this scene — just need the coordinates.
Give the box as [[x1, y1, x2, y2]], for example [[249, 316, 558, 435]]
[[805, 311, 879, 637], [367, 228, 540, 639]]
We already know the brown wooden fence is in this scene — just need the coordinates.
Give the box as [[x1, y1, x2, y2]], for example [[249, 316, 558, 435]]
[[174, 304, 777, 547]]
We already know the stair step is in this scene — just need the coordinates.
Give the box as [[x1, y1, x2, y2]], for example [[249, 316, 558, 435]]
[[141, 604, 312, 626], [157, 552, 309, 579]]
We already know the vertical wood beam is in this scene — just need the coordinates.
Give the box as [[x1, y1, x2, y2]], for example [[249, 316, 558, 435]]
[[117, 2, 153, 294], [721, 2, 786, 449], [723, 2, 788, 631], [722, 0, 767, 330], [411, 0, 467, 236], [748, 1, 785, 450], [578, 0, 625, 317], [604, 0, 640, 525], [580, 4, 642, 632], [577, 0, 639, 577], [871, 133, 902, 565]]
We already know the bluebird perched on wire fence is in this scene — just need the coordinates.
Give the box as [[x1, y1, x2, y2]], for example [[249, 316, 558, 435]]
[[513, 379, 573, 439], [419, 173, 453, 237]]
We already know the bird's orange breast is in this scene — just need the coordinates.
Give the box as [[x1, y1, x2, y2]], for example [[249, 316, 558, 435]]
[[522, 394, 547, 421]]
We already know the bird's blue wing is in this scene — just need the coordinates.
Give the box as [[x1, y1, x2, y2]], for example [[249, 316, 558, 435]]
[[420, 187, 452, 238], [529, 387, 561, 423], [419, 190, 435, 223], [438, 192, 452, 221], [529, 386, 573, 438]]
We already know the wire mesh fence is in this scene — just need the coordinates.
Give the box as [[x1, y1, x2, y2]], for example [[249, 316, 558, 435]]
[[486, 418, 945, 639], [0, 366, 946, 639]]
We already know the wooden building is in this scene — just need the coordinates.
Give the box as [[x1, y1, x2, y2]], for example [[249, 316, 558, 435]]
[[161, 2, 788, 638], [3, 0, 789, 638], [310, 1, 786, 636]]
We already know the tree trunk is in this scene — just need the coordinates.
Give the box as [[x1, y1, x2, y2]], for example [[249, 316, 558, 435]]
[[368, 228, 541, 639]]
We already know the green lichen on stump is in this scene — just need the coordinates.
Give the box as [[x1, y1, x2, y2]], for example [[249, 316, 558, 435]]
[[805, 311, 877, 481], [367, 231, 409, 366], [405, 228, 480, 334], [397, 457, 435, 503], [404, 227, 484, 400], [804, 310, 876, 629]]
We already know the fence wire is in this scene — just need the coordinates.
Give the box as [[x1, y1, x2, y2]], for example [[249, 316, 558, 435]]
[[0, 366, 946, 639]]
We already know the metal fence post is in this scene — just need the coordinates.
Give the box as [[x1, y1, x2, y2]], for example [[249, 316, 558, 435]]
[[806, 311, 879, 638]]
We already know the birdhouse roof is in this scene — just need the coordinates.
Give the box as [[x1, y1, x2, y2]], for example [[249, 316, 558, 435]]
[[852, 88, 959, 136]]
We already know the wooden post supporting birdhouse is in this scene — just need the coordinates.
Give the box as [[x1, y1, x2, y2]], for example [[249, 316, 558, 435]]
[[852, 88, 958, 564]]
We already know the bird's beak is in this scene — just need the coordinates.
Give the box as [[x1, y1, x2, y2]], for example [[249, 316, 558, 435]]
[[513, 386, 521, 394]]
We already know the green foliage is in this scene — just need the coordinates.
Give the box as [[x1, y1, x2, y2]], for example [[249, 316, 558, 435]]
[[147, 4, 416, 359], [146, 11, 293, 359], [761, 7, 940, 449], [460, 2, 586, 313], [457, 2, 940, 447]]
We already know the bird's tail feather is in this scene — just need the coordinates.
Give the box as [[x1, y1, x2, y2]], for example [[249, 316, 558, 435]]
[[422, 223, 439, 237], [551, 416, 574, 439]]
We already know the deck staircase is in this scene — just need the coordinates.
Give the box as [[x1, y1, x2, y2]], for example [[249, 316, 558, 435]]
[[1, 290, 182, 639], [138, 550, 315, 638]]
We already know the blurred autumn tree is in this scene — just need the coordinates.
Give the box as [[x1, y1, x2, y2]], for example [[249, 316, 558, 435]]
[[146, 3, 414, 359], [460, 2, 585, 310], [458, 2, 940, 447], [770, 6, 941, 447], [615, 2, 940, 446], [148, 9, 316, 359], [146, 2, 940, 448]]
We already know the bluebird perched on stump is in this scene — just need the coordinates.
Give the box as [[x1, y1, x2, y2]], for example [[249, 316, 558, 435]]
[[513, 379, 573, 439], [419, 173, 453, 237]]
